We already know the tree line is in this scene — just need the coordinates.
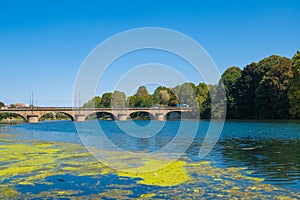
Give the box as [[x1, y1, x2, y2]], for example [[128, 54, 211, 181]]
[[83, 51, 299, 119]]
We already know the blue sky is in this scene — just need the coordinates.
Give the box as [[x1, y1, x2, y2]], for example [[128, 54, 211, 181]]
[[0, 0, 299, 106]]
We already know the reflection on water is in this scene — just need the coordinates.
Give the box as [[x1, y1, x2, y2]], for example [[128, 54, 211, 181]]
[[220, 138, 300, 187], [209, 121, 300, 190], [1, 120, 300, 198]]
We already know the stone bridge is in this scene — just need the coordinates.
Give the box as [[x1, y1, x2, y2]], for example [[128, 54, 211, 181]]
[[0, 107, 193, 123]]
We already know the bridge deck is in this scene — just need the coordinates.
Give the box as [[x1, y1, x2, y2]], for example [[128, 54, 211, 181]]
[[1, 107, 192, 111]]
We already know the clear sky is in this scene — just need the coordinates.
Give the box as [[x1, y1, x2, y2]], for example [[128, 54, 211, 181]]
[[0, 0, 299, 106]]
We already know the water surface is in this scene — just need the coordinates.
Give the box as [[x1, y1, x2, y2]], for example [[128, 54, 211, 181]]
[[1, 120, 300, 199]]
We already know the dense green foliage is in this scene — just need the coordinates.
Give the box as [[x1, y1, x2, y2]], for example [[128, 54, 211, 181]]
[[40, 113, 71, 121], [128, 86, 154, 107], [288, 52, 300, 118], [100, 92, 112, 108], [9, 104, 16, 108], [236, 62, 257, 118], [82, 96, 102, 108], [111, 91, 126, 108], [222, 67, 241, 118], [196, 83, 211, 119], [153, 86, 178, 107], [82, 91, 126, 108], [40, 113, 55, 121], [0, 113, 24, 120], [0, 113, 25, 124], [254, 56, 293, 119], [80, 52, 300, 119]]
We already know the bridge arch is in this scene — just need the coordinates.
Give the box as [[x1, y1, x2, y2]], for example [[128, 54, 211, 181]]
[[166, 111, 182, 120], [39, 112, 56, 121], [129, 111, 155, 120], [0, 112, 27, 122], [86, 111, 117, 120], [54, 112, 75, 121]]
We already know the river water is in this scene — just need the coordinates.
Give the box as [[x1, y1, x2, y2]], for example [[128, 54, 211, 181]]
[[1, 120, 300, 199]]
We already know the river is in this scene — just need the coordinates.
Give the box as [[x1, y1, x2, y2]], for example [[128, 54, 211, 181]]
[[0, 120, 300, 199]]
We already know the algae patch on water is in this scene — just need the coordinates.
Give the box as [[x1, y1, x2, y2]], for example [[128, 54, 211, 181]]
[[117, 159, 190, 186], [0, 133, 192, 198], [0, 137, 109, 193], [0, 136, 190, 187]]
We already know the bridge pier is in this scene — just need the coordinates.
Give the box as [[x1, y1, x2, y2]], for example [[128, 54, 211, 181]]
[[156, 113, 165, 121], [75, 114, 86, 122], [118, 114, 128, 121], [27, 115, 39, 123]]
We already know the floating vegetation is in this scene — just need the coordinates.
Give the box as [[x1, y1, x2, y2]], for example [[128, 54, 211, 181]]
[[0, 187, 20, 199], [117, 159, 190, 186], [98, 189, 133, 199], [0, 132, 300, 199], [139, 193, 156, 199]]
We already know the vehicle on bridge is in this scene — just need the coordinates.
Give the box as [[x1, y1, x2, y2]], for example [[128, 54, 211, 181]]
[[176, 104, 189, 107]]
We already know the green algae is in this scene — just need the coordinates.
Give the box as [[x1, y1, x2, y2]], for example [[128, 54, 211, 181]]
[[98, 189, 133, 199], [185, 160, 300, 199], [0, 139, 107, 189], [117, 159, 190, 186], [0, 187, 20, 199], [139, 193, 156, 198], [0, 136, 191, 199]]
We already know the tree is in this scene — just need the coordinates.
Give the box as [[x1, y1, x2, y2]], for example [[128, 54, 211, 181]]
[[255, 76, 273, 119], [268, 58, 292, 118], [128, 86, 153, 107], [111, 91, 126, 108], [153, 86, 170, 106], [172, 82, 197, 107], [237, 56, 289, 119], [288, 51, 300, 118], [136, 86, 150, 97], [0, 102, 4, 108], [196, 83, 211, 119], [9, 104, 16, 108], [40, 113, 55, 121], [253, 55, 284, 89], [153, 86, 178, 107], [82, 96, 101, 108], [237, 62, 257, 118], [55, 113, 72, 120], [0, 113, 9, 120], [255, 56, 292, 119], [209, 83, 227, 119], [128, 96, 137, 108], [221, 66, 242, 118], [100, 93, 112, 107]]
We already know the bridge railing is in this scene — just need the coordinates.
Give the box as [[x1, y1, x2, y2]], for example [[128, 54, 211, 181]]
[[0, 106, 193, 111]]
